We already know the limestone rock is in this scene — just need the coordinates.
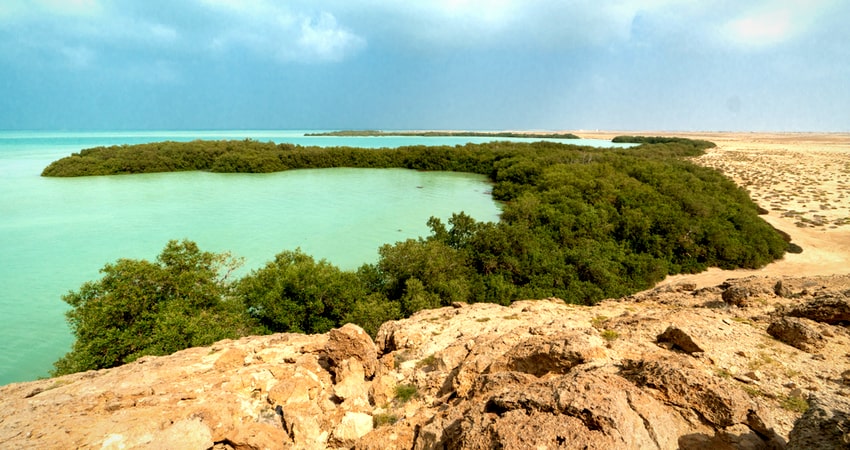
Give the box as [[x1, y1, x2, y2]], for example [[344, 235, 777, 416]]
[[657, 325, 705, 354], [2, 274, 850, 449], [788, 294, 850, 325], [621, 355, 751, 428], [723, 285, 753, 307], [485, 332, 605, 377], [427, 368, 688, 449], [325, 323, 378, 379], [213, 347, 247, 371], [679, 281, 698, 291], [767, 316, 827, 352], [355, 415, 417, 450], [774, 280, 792, 298], [332, 412, 374, 446], [787, 394, 850, 449]]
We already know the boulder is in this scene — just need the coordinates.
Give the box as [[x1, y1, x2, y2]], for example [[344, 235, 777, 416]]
[[332, 412, 374, 446], [723, 285, 752, 307], [787, 394, 850, 449], [767, 316, 827, 352], [431, 369, 688, 450], [788, 294, 850, 325], [657, 325, 705, 354], [333, 358, 371, 409], [355, 416, 417, 450], [325, 323, 378, 379], [485, 332, 605, 377], [774, 280, 792, 298], [621, 355, 751, 428]]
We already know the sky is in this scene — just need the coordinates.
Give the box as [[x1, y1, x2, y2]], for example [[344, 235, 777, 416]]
[[0, 0, 848, 132]]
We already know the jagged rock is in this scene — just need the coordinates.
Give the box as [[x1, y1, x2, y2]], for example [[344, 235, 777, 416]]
[[100, 417, 214, 449], [355, 416, 417, 450], [775, 280, 792, 298], [450, 330, 537, 399], [747, 409, 788, 449], [723, 285, 753, 307], [333, 358, 371, 409], [332, 412, 374, 446], [657, 325, 705, 354], [788, 294, 850, 325], [767, 316, 827, 352], [213, 347, 247, 371], [2, 275, 849, 449], [485, 332, 605, 377], [679, 282, 698, 291], [423, 368, 688, 449], [325, 323, 378, 379], [368, 373, 397, 406], [621, 355, 751, 428], [786, 394, 850, 449]]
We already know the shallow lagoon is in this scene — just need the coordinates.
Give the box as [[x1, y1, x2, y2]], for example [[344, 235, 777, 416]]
[[0, 131, 630, 384]]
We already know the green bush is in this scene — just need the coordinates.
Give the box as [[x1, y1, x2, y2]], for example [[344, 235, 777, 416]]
[[237, 249, 368, 334], [394, 383, 419, 403], [51, 137, 791, 374], [53, 240, 261, 376]]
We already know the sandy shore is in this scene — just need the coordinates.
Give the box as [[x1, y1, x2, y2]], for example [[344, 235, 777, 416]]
[[574, 131, 850, 288]]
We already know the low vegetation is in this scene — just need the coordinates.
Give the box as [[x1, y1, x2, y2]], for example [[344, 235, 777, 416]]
[[394, 383, 419, 403], [48, 137, 792, 376], [304, 130, 581, 139]]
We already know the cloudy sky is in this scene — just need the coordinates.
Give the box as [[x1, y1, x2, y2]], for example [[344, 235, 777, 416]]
[[0, 0, 847, 131]]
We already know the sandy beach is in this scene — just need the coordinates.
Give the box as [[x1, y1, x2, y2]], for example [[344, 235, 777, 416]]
[[574, 131, 850, 288]]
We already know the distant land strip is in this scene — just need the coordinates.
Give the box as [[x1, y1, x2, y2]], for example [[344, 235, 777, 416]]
[[304, 130, 582, 139], [40, 137, 715, 178]]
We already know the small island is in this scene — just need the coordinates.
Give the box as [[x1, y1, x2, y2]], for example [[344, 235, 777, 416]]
[[304, 130, 581, 139]]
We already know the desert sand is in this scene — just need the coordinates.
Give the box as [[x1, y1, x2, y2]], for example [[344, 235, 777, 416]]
[[575, 131, 850, 288]]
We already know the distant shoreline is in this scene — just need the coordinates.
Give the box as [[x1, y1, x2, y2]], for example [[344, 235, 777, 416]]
[[304, 130, 581, 139]]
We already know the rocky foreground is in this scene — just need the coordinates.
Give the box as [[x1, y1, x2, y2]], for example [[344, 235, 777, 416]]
[[2, 275, 850, 449]]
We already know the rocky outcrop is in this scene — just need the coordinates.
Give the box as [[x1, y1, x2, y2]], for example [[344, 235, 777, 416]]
[[786, 394, 850, 449], [723, 284, 754, 307], [788, 293, 850, 325], [2, 274, 850, 449], [656, 325, 705, 354], [767, 316, 827, 352]]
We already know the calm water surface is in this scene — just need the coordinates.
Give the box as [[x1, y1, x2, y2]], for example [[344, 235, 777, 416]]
[[0, 131, 629, 385]]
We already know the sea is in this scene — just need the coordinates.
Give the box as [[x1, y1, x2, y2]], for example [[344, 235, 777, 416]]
[[0, 130, 632, 385]]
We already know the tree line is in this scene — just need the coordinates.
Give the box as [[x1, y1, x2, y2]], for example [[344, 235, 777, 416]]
[[304, 130, 581, 139], [48, 137, 792, 376]]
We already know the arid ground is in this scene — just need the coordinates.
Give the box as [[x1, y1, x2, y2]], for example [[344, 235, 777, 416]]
[[576, 131, 850, 288]]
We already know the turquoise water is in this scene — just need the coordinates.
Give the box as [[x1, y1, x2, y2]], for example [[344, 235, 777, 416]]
[[0, 131, 629, 385]]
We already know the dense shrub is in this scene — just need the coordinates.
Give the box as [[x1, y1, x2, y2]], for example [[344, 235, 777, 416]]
[[52, 137, 790, 374], [53, 240, 261, 376]]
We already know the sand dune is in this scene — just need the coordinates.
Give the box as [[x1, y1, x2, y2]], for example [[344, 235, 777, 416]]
[[575, 131, 850, 288]]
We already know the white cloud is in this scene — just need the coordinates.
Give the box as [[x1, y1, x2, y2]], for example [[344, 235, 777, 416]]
[[199, 0, 366, 63], [297, 13, 366, 62], [720, 0, 837, 49], [725, 9, 794, 47]]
